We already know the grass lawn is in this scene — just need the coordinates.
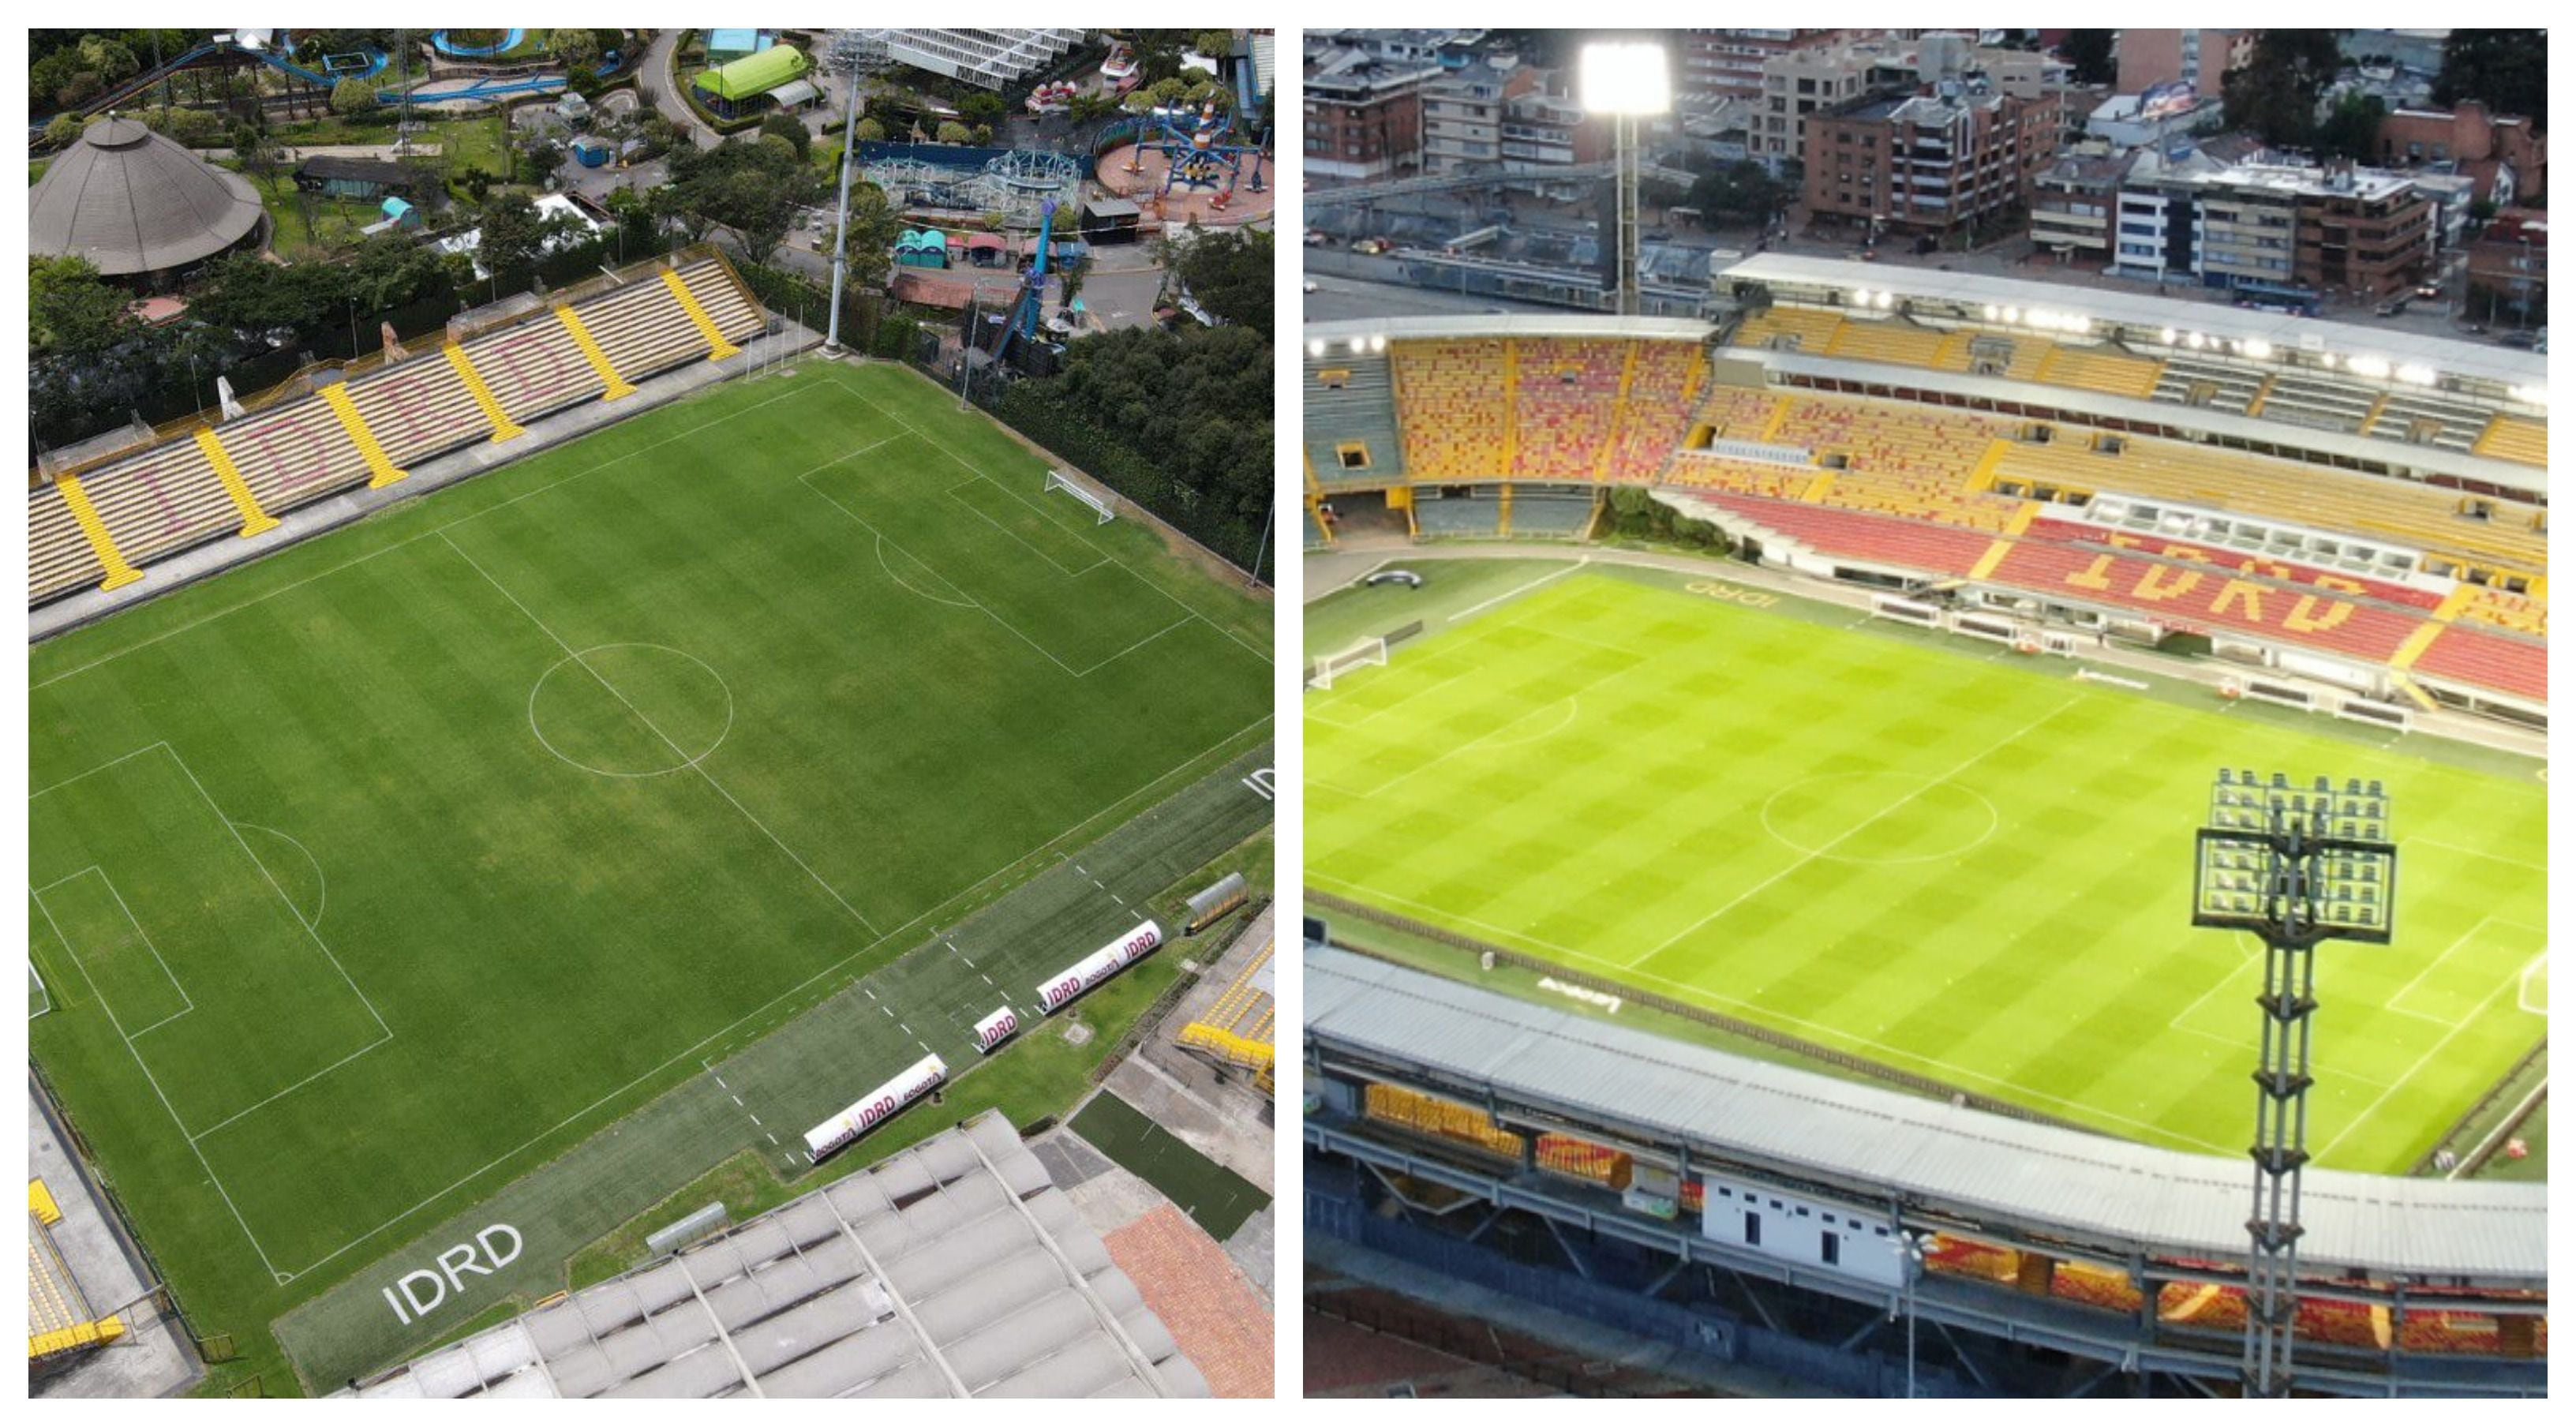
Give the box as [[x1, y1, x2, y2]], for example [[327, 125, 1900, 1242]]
[[1069, 1091, 1269, 1239], [29, 360, 1271, 1390], [1306, 563, 2545, 1173]]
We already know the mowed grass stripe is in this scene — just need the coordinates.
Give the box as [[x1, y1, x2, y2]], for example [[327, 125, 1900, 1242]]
[[1307, 567, 2543, 1170], [29, 361, 1270, 1383]]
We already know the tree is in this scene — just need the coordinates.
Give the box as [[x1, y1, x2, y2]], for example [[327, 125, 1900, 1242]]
[[549, 27, 601, 71], [1686, 160, 1792, 227], [934, 120, 972, 144], [330, 77, 377, 115], [43, 113, 84, 149], [2221, 30, 2346, 150], [519, 137, 566, 185], [1193, 31, 1236, 62], [666, 137, 822, 265], [958, 91, 1005, 125], [29, 256, 138, 359], [2316, 90, 2387, 163], [835, 180, 900, 290], [2434, 30, 2547, 128], [476, 192, 546, 285], [1169, 224, 1274, 336], [2061, 30, 2117, 87], [759, 113, 810, 159], [855, 117, 886, 142], [231, 122, 287, 197]]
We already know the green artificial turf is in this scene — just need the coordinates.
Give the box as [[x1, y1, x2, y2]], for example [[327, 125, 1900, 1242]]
[[1306, 564, 2545, 1173], [28, 360, 1270, 1389], [1069, 1090, 1269, 1240]]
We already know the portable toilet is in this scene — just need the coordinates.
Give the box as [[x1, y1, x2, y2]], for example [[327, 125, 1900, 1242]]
[[571, 136, 612, 168]]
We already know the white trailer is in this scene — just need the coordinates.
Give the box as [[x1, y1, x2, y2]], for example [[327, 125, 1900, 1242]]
[[972, 1006, 1020, 1054], [1036, 920, 1164, 1014], [803, 1053, 948, 1163]]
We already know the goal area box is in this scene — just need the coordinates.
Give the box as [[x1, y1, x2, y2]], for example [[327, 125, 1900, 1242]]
[[1043, 469, 1116, 524]]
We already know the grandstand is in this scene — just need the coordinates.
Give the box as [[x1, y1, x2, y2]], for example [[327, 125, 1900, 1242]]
[[29, 1178, 125, 1370], [1308, 944, 2548, 1397], [1307, 272, 2548, 724], [28, 249, 762, 611], [1175, 935, 1275, 1094], [347, 1114, 1209, 1398]]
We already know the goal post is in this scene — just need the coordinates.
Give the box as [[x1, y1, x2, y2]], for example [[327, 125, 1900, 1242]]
[[1309, 637, 1389, 691], [1043, 469, 1116, 525], [30, 961, 53, 1019]]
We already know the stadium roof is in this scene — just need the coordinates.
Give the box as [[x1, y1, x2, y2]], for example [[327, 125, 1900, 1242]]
[[1306, 314, 1713, 348], [347, 1114, 1210, 1398], [693, 43, 810, 102], [1307, 946, 2547, 1285], [1720, 253, 2547, 391], [29, 117, 264, 277]]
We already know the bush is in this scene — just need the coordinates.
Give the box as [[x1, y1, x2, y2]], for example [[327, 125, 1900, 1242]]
[[934, 121, 972, 144], [330, 77, 377, 115], [758, 113, 809, 158]]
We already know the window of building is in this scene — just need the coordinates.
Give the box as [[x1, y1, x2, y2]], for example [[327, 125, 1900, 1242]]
[[1745, 1212, 1763, 1246], [1335, 441, 1372, 470], [1822, 1232, 1841, 1266], [1316, 369, 1352, 389]]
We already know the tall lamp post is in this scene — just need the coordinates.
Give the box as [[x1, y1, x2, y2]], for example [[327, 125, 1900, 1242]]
[[1578, 41, 1671, 317], [2191, 770, 2397, 1398]]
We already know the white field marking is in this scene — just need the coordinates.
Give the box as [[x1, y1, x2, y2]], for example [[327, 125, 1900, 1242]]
[[1757, 774, 2000, 867], [526, 644, 736, 779], [2516, 953, 2548, 1017], [31, 868, 196, 1030], [1306, 664, 1481, 731], [942, 476, 1107, 577], [167, 743, 392, 1039], [2167, 1022, 2397, 1091], [231, 823, 328, 928], [188, 1036, 395, 1148], [798, 468, 1179, 679], [30, 887, 287, 1281], [32, 382, 823, 694], [269, 710, 1271, 1283], [1308, 870, 2237, 1158], [874, 534, 980, 608], [1324, 644, 1653, 803], [821, 367, 1271, 669], [2407, 839, 2548, 875], [1626, 697, 2082, 970], [1451, 558, 1591, 624], [2386, 916, 2511, 1024], [2314, 969, 2527, 1162], [28, 743, 171, 802], [439, 531, 881, 938]]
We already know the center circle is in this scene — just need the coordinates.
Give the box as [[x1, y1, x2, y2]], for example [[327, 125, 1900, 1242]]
[[529, 644, 733, 778], [1760, 772, 2000, 865]]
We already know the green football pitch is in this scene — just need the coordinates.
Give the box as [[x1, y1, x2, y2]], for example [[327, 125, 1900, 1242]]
[[28, 361, 1269, 1377], [1306, 563, 2546, 1173]]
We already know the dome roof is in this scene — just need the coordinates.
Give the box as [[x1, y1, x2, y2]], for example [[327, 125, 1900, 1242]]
[[29, 115, 265, 277]]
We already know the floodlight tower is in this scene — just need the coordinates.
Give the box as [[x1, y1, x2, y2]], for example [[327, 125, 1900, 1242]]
[[2191, 770, 2397, 1398], [1579, 41, 1671, 317]]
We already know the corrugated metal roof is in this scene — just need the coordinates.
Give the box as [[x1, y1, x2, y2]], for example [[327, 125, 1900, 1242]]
[[1720, 252, 2547, 390], [346, 1113, 1209, 1398], [1307, 947, 2546, 1283]]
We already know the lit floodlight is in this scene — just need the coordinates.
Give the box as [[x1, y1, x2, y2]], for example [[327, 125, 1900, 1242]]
[[2510, 384, 2546, 406], [2188, 331, 2207, 350], [2192, 770, 2396, 945], [1983, 303, 1999, 321], [1309, 338, 1327, 359], [1579, 42, 1672, 116], [2348, 355, 2391, 379], [1876, 290, 1894, 310], [1370, 334, 1387, 354], [1849, 287, 1870, 307], [2002, 305, 2020, 324], [2243, 339, 2273, 359], [2160, 326, 2177, 344], [2396, 362, 2436, 386]]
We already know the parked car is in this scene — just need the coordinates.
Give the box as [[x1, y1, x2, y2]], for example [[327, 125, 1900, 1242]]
[[1351, 237, 1393, 256], [2414, 283, 2443, 301]]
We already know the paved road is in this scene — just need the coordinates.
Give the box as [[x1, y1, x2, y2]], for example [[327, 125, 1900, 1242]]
[[638, 29, 720, 150]]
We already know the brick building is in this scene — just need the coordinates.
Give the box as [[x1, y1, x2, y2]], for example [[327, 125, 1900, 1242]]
[[2114, 29, 2251, 99], [1679, 28, 1848, 104], [2466, 208, 2547, 327], [1304, 47, 1440, 182], [1803, 86, 2066, 242], [2377, 100, 2547, 205]]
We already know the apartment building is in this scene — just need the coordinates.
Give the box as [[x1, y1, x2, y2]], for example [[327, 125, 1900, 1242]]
[[1421, 63, 1541, 174], [2031, 148, 2138, 260], [1304, 47, 1440, 182], [2105, 155, 2432, 299], [2378, 99, 2547, 205], [1679, 29, 1848, 104], [2114, 29, 2251, 99], [1803, 85, 2066, 241], [2466, 208, 2547, 325]]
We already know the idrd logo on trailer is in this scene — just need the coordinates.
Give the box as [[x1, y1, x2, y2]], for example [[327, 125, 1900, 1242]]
[[380, 1224, 523, 1323]]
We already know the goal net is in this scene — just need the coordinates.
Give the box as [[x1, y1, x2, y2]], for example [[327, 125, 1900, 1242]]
[[30, 961, 52, 1019], [1043, 470, 1116, 525], [1309, 637, 1388, 691]]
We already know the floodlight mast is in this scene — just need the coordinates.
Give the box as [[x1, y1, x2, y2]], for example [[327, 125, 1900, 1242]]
[[2190, 770, 2396, 1398], [1580, 43, 1671, 317]]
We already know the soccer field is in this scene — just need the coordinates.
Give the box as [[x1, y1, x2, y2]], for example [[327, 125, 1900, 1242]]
[[28, 361, 1270, 1380], [1306, 563, 2546, 1172]]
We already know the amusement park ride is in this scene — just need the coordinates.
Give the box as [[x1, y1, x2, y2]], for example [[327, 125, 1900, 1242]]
[[1122, 99, 1267, 211]]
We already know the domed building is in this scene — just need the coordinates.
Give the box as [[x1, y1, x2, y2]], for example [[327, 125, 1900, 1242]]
[[28, 115, 267, 283]]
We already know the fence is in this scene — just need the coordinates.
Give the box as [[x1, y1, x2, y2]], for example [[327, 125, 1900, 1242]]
[[1306, 890, 2109, 1140]]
